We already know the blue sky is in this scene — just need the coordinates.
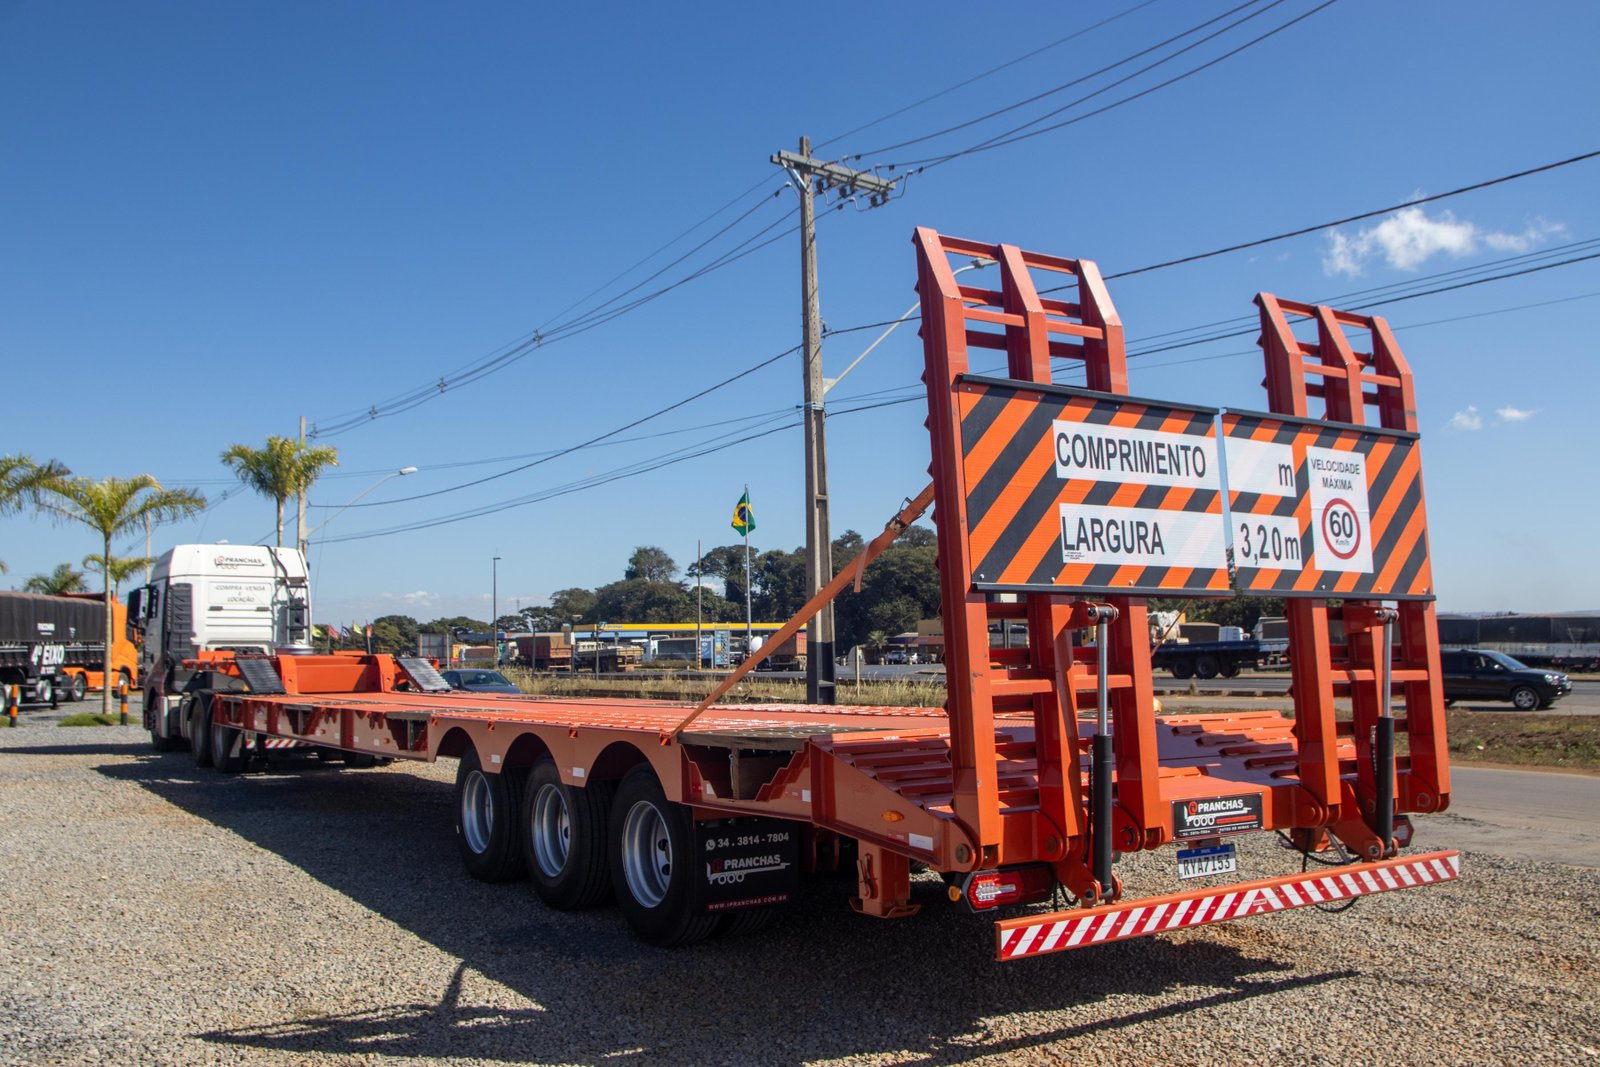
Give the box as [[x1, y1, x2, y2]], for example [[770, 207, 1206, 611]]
[[2, 0, 1596, 621]]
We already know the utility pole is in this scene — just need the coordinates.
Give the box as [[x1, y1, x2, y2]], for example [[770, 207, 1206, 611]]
[[771, 137, 895, 704], [296, 416, 308, 556]]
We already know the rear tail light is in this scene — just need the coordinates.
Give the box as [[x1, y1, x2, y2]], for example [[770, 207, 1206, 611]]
[[957, 864, 1055, 911]]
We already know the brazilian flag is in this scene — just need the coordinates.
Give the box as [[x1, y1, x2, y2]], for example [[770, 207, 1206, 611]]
[[731, 491, 755, 536]]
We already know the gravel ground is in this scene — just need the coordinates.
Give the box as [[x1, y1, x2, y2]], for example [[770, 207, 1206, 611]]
[[2, 711, 1598, 1066]]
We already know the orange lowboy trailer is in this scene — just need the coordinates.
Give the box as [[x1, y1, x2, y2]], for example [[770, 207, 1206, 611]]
[[181, 230, 1455, 956]]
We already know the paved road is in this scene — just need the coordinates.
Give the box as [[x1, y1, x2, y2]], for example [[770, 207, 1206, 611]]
[[1436, 765, 1600, 867]]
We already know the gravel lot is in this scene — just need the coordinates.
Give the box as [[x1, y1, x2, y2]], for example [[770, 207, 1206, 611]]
[[2, 712, 1597, 1066]]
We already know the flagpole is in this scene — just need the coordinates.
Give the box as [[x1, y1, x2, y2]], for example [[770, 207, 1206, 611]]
[[743, 484, 753, 657]]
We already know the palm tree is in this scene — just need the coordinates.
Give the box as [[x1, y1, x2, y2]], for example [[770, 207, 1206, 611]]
[[0, 454, 71, 573], [83, 553, 153, 598], [39, 476, 205, 716], [23, 562, 87, 595], [220, 436, 339, 548]]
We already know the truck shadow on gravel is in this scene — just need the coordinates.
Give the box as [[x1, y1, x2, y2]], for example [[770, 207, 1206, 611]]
[[99, 753, 1357, 1066]]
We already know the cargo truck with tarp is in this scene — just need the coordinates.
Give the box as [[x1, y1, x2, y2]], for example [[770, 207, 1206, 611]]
[[0, 591, 107, 704]]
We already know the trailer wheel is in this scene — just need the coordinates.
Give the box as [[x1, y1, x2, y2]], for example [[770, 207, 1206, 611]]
[[609, 765, 717, 947], [66, 673, 87, 702], [1219, 661, 1241, 679], [1169, 661, 1194, 680], [1194, 655, 1220, 680], [522, 758, 613, 909], [211, 720, 242, 773], [32, 677, 52, 706], [454, 748, 526, 882], [188, 696, 213, 768]]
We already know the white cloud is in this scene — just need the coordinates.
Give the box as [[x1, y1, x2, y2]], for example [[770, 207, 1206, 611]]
[[398, 590, 438, 607], [1448, 406, 1484, 431], [1322, 206, 1563, 276], [1495, 406, 1536, 423]]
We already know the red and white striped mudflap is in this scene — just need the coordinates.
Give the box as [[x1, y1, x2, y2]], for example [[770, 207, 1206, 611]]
[[995, 850, 1460, 961], [260, 738, 305, 750]]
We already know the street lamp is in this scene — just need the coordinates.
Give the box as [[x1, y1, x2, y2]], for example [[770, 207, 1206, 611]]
[[492, 555, 502, 665], [304, 466, 419, 543]]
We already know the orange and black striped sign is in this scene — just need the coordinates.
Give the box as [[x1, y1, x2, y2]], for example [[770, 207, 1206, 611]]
[[957, 377, 1230, 596], [1222, 411, 1433, 599]]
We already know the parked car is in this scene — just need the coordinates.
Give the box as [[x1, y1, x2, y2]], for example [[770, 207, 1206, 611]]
[[1439, 649, 1571, 710], [440, 669, 521, 694]]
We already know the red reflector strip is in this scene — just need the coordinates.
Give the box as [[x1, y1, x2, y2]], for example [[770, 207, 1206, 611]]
[[261, 739, 304, 749], [995, 850, 1459, 960]]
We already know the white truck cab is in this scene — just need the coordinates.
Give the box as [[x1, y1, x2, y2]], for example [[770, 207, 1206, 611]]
[[127, 543, 311, 746]]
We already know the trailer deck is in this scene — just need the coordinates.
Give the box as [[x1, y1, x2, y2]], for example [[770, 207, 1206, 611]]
[[179, 229, 1458, 956]]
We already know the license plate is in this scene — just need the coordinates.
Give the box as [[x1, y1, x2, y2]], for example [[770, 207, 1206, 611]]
[[1176, 842, 1237, 880]]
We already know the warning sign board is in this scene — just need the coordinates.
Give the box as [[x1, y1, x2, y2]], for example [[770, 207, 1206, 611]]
[[1222, 410, 1433, 599], [957, 377, 1229, 596]]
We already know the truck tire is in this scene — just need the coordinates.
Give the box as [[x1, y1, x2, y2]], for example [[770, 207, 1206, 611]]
[[189, 696, 214, 768], [1169, 660, 1194, 680], [608, 764, 717, 947], [32, 677, 52, 706], [211, 721, 242, 773], [149, 694, 183, 752], [522, 758, 613, 909], [1219, 661, 1241, 679], [66, 673, 87, 702], [454, 748, 526, 882], [1195, 656, 1220, 680]]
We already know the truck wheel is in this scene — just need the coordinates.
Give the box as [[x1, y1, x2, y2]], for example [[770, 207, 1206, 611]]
[[189, 697, 214, 768], [66, 673, 88, 702], [522, 758, 613, 909], [609, 764, 717, 947], [454, 748, 526, 882], [1195, 656, 1220, 680], [149, 694, 182, 752], [211, 721, 242, 773], [1169, 661, 1194, 680], [1510, 686, 1540, 711], [1219, 661, 1241, 679], [32, 677, 52, 706]]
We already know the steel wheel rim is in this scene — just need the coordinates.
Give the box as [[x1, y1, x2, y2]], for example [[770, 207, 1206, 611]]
[[462, 769, 494, 854], [530, 783, 571, 877], [621, 799, 671, 908]]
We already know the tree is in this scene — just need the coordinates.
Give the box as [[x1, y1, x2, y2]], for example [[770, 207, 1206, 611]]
[[593, 579, 692, 624], [39, 475, 205, 716], [372, 614, 419, 652], [549, 587, 597, 624], [624, 546, 678, 584], [23, 562, 87, 595], [219, 435, 339, 548], [422, 616, 490, 640], [0, 454, 70, 573], [82, 553, 152, 598]]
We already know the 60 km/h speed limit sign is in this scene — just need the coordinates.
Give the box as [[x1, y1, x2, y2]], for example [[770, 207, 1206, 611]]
[[1221, 410, 1432, 600]]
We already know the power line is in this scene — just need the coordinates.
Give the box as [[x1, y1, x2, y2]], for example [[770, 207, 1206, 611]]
[[815, 0, 1165, 152], [1100, 148, 1600, 283], [888, 0, 1334, 170], [854, 0, 1274, 158]]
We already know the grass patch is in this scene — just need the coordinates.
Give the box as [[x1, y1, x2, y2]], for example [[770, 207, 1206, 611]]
[[1445, 709, 1600, 770], [57, 713, 120, 727]]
